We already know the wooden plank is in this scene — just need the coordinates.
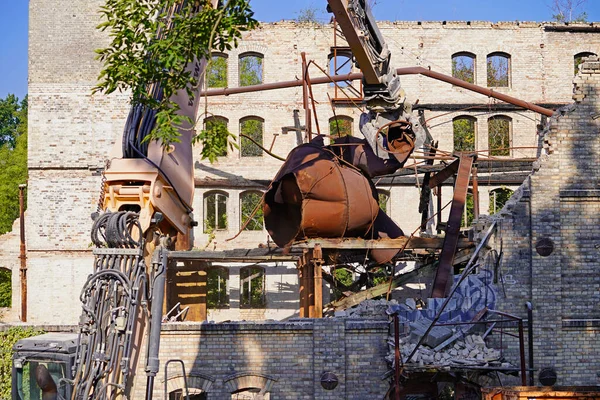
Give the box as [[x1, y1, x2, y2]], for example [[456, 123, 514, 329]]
[[293, 236, 473, 250]]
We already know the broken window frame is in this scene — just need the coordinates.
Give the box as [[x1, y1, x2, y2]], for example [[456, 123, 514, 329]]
[[486, 52, 511, 88], [169, 389, 207, 400], [239, 116, 264, 157], [451, 52, 476, 84], [574, 51, 597, 75], [489, 187, 514, 215], [328, 50, 354, 88], [203, 190, 228, 233], [377, 189, 390, 214], [206, 53, 228, 88], [239, 266, 266, 308], [239, 52, 264, 87], [207, 266, 229, 308], [488, 115, 512, 157], [203, 116, 229, 157], [453, 115, 477, 153], [329, 115, 353, 139], [240, 191, 264, 231]]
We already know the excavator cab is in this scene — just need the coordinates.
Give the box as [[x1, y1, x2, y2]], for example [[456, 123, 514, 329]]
[[11, 333, 78, 400]]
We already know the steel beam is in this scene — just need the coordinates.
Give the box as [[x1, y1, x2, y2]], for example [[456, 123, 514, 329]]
[[431, 155, 474, 298]]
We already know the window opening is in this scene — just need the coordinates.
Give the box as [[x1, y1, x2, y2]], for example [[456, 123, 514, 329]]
[[453, 116, 476, 152], [203, 116, 229, 157], [207, 267, 229, 308], [240, 117, 264, 157], [329, 116, 353, 139], [204, 192, 228, 232], [240, 266, 266, 308], [239, 53, 263, 86], [487, 53, 510, 87], [488, 116, 511, 156], [452, 53, 475, 84], [206, 54, 228, 88], [377, 190, 390, 214], [574, 52, 597, 75], [240, 192, 264, 231], [489, 187, 514, 215]]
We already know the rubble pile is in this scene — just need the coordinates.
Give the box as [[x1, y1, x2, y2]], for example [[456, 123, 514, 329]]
[[385, 333, 508, 369]]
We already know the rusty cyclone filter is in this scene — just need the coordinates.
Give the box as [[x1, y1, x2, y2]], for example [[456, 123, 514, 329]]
[[535, 238, 554, 257], [263, 143, 406, 263]]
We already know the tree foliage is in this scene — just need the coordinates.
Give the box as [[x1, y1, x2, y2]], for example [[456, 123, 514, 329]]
[[0, 95, 27, 236], [94, 0, 257, 150], [240, 118, 263, 157], [551, 0, 588, 22], [329, 117, 352, 138], [295, 5, 322, 23], [239, 54, 263, 87], [452, 55, 475, 84], [207, 55, 228, 88], [453, 118, 475, 152], [488, 117, 511, 156], [0, 269, 10, 308], [0, 327, 45, 399], [487, 55, 510, 87]]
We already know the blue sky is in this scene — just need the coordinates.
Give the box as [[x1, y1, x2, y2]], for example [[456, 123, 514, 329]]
[[1, 0, 600, 99]]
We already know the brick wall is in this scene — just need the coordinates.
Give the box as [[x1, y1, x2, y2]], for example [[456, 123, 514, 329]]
[[11, 0, 600, 327], [132, 319, 389, 399], [481, 56, 600, 386]]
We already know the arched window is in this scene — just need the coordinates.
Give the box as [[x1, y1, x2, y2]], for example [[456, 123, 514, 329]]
[[240, 266, 266, 308], [203, 116, 229, 157], [240, 191, 264, 231], [0, 268, 11, 307], [207, 267, 229, 308], [328, 51, 353, 87], [488, 116, 511, 156], [487, 52, 511, 87], [239, 117, 264, 157], [165, 372, 214, 400], [377, 190, 390, 214], [239, 52, 263, 86], [452, 52, 476, 84], [225, 373, 276, 400], [329, 116, 353, 138], [203, 191, 228, 232], [453, 116, 476, 153], [206, 54, 228, 88], [574, 52, 597, 74], [489, 187, 514, 215]]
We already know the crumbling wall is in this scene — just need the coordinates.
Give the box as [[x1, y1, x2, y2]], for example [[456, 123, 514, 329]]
[[478, 56, 600, 386]]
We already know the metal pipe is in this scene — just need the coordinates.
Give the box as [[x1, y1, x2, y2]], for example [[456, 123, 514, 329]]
[[397, 67, 555, 117], [145, 248, 167, 400], [198, 66, 555, 117], [164, 359, 190, 400], [518, 319, 527, 386], [18, 184, 26, 322], [394, 314, 401, 400], [526, 302, 534, 386], [301, 52, 312, 141]]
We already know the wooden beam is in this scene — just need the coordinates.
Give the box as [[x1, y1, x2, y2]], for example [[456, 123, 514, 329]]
[[293, 236, 473, 250], [328, 262, 438, 311]]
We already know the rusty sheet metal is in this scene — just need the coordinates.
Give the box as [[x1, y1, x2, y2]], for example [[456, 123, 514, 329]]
[[431, 155, 474, 298], [264, 142, 405, 263], [428, 158, 460, 188]]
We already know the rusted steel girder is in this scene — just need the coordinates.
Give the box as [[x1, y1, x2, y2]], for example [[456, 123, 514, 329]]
[[199, 67, 555, 117], [19, 184, 27, 322], [431, 155, 474, 298]]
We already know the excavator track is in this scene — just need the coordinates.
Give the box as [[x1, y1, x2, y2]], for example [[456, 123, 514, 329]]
[[72, 211, 150, 400]]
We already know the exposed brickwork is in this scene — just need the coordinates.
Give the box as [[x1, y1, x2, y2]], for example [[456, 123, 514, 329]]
[[482, 56, 600, 386], [133, 320, 389, 399]]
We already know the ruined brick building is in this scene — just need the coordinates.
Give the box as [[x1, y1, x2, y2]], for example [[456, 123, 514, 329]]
[[2, 0, 600, 396]]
